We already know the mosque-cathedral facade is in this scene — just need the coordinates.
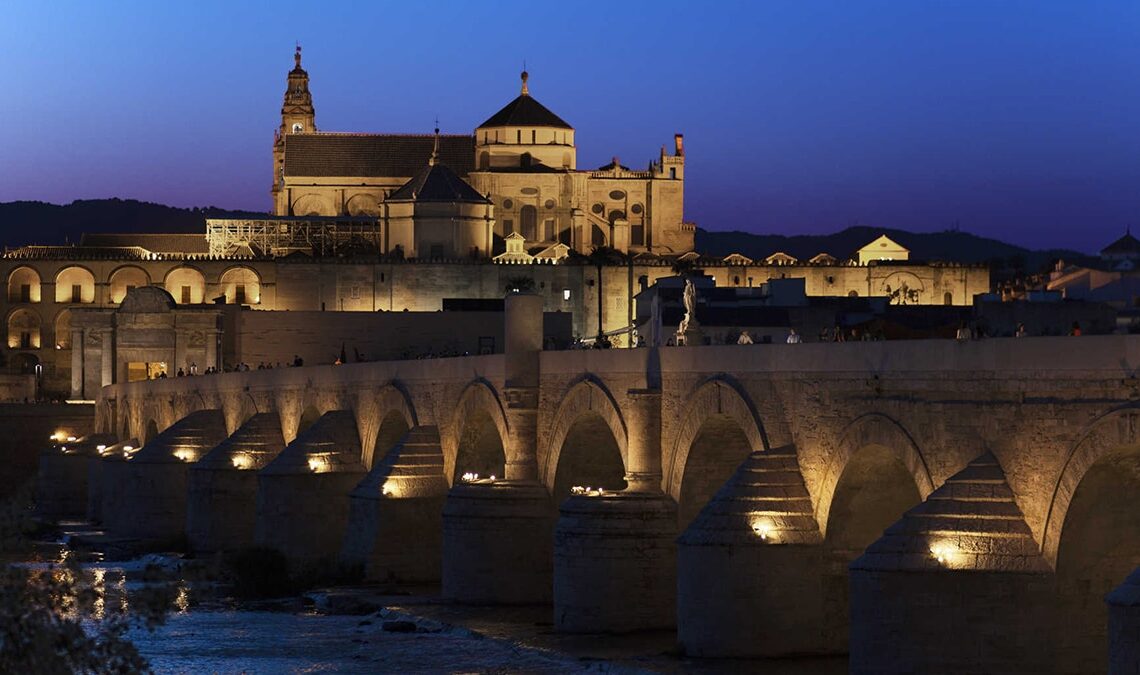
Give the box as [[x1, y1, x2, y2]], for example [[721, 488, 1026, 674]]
[[0, 48, 988, 397]]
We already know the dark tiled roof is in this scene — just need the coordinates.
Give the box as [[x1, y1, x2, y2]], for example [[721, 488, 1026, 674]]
[[283, 133, 475, 178], [388, 163, 491, 204], [80, 233, 210, 254], [1101, 232, 1140, 256], [478, 95, 572, 129]]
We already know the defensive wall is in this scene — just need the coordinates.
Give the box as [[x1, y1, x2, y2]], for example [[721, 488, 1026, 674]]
[[36, 294, 1140, 673]]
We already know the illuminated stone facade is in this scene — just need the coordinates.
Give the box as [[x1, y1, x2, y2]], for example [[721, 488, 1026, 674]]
[[271, 47, 693, 257]]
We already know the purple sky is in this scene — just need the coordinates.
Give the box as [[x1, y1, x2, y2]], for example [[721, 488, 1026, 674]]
[[1, 1, 1137, 253]]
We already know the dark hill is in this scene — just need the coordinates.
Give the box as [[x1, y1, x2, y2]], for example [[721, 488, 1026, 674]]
[[0, 199, 264, 249], [695, 226, 1094, 273]]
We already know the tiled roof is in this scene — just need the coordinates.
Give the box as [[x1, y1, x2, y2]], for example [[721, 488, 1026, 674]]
[[80, 233, 210, 254], [283, 133, 475, 178], [388, 163, 491, 204], [478, 95, 572, 129], [1101, 232, 1140, 256]]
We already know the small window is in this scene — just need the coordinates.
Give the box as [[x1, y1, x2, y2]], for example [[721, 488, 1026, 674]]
[[71, 284, 82, 303], [670, 168, 676, 179], [20, 332, 31, 349], [181, 285, 191, 304], [944, 291, 953, 306], [235, 284, 246, 305], [563, 289, 571, 301], [531, 129, 536, 143], [350, 285, 360, 300], [19, 284, 30, 302], [516, 130, 521, 144]]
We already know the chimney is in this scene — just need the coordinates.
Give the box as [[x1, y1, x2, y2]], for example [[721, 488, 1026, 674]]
[[674, 134, 684, 156]]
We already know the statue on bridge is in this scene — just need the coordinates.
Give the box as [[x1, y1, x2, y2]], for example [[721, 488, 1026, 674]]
[[676, 278, 703, 346]]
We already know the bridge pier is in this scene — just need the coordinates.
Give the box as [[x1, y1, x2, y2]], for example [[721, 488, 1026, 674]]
[[88, 439, 136, 524], [1108, 567, 1140, 674], [553, 387, 677, 632], [849, 453, 1054, 675], [442, 481, 554, 603], [677, 447, 827, 657], [553, 492, 676, 632], [104, 410, 227, 544], [186, 413, 284, 555], [341, 426, 448, 583], [36, 433, 116, 522], [256, 410, 365, 569]]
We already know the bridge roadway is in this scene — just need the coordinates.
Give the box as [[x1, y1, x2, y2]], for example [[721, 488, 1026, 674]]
[[44, 294, 1140, 673]]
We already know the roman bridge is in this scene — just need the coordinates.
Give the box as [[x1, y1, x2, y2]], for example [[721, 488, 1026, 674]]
[[41, 294, 1140, 673]]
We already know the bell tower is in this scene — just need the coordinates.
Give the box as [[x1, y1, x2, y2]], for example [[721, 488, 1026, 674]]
[[272, 45, 317, 211]]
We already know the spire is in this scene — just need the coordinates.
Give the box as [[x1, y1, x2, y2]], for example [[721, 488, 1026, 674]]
[[429, 122, 440, 166], [520, 65, 529, 97]]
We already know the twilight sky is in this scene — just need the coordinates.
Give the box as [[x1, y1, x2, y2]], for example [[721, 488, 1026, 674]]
[[1, 0, 1137, 252]]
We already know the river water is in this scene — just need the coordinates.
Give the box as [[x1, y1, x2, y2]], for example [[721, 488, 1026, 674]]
[[28, 538, 844, 674]]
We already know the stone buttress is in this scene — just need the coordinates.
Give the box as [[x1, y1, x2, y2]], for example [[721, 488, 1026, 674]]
[[554, 385, 679, 632], [36, 433, 117, 522], [256, 410, 365, 567], [442, 292, 555, 603], [340, 426, 448, 583], [88, 439, 138, 525], [186, 412, 285, 554], [677, 446, 826, 657], [105, 410, 228, 543], [849, 452, 1053, 675]]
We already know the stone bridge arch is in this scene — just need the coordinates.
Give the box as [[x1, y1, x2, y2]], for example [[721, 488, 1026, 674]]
[[357, 383, 418, 469], [221, 391, 260, 435], [542, 377, 629, 500], [666, 376, 767, 526], [1043, 404, 1140, 566], [1042, 403, 1140, 670], [814, 412, 933, 652], [446, 379, 509, 484], [817, 412, 934, 535]]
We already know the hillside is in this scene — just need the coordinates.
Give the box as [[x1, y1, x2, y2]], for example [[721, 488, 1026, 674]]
[[0, 199, 1095, 273], [0, 199, 264, 249], [695, 226, 1094, 273]]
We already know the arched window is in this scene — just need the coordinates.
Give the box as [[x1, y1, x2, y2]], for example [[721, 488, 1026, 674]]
[[220, 267, 261, 305], [55, 267, 95, 304], [53, 309, 71, 350], [944, 291, 953, 306], [164, 267, 206, 305], [7, 308, 41, 349], [7, 267, 41, 303], [520, 205, 538, 241], [109, 266, 150, 304], [848, 290, 859, 297]]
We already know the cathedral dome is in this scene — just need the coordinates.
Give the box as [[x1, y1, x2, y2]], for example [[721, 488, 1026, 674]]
[[477, 71, 572, 129]]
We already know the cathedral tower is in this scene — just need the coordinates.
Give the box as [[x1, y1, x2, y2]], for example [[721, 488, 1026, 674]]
[[272, 45, 316, 207]]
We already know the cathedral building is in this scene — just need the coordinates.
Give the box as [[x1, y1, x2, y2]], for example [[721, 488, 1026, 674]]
[[269, 46, 693, 257]]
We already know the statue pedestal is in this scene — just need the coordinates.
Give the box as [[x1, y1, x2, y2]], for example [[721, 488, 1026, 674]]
[[675, 324, 703, 346]]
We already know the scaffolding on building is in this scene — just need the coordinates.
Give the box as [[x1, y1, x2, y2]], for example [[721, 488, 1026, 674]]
[[205, 217, 383, 258]]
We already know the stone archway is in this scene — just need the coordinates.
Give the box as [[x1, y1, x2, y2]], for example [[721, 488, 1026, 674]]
[[818, 412, 932, 653], [542, 378, 628, 496], [665, 377, 767, 509], [1044, 405, 1140, 672], [361, 385, 417, 470], [447, 380, 509, 484]]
